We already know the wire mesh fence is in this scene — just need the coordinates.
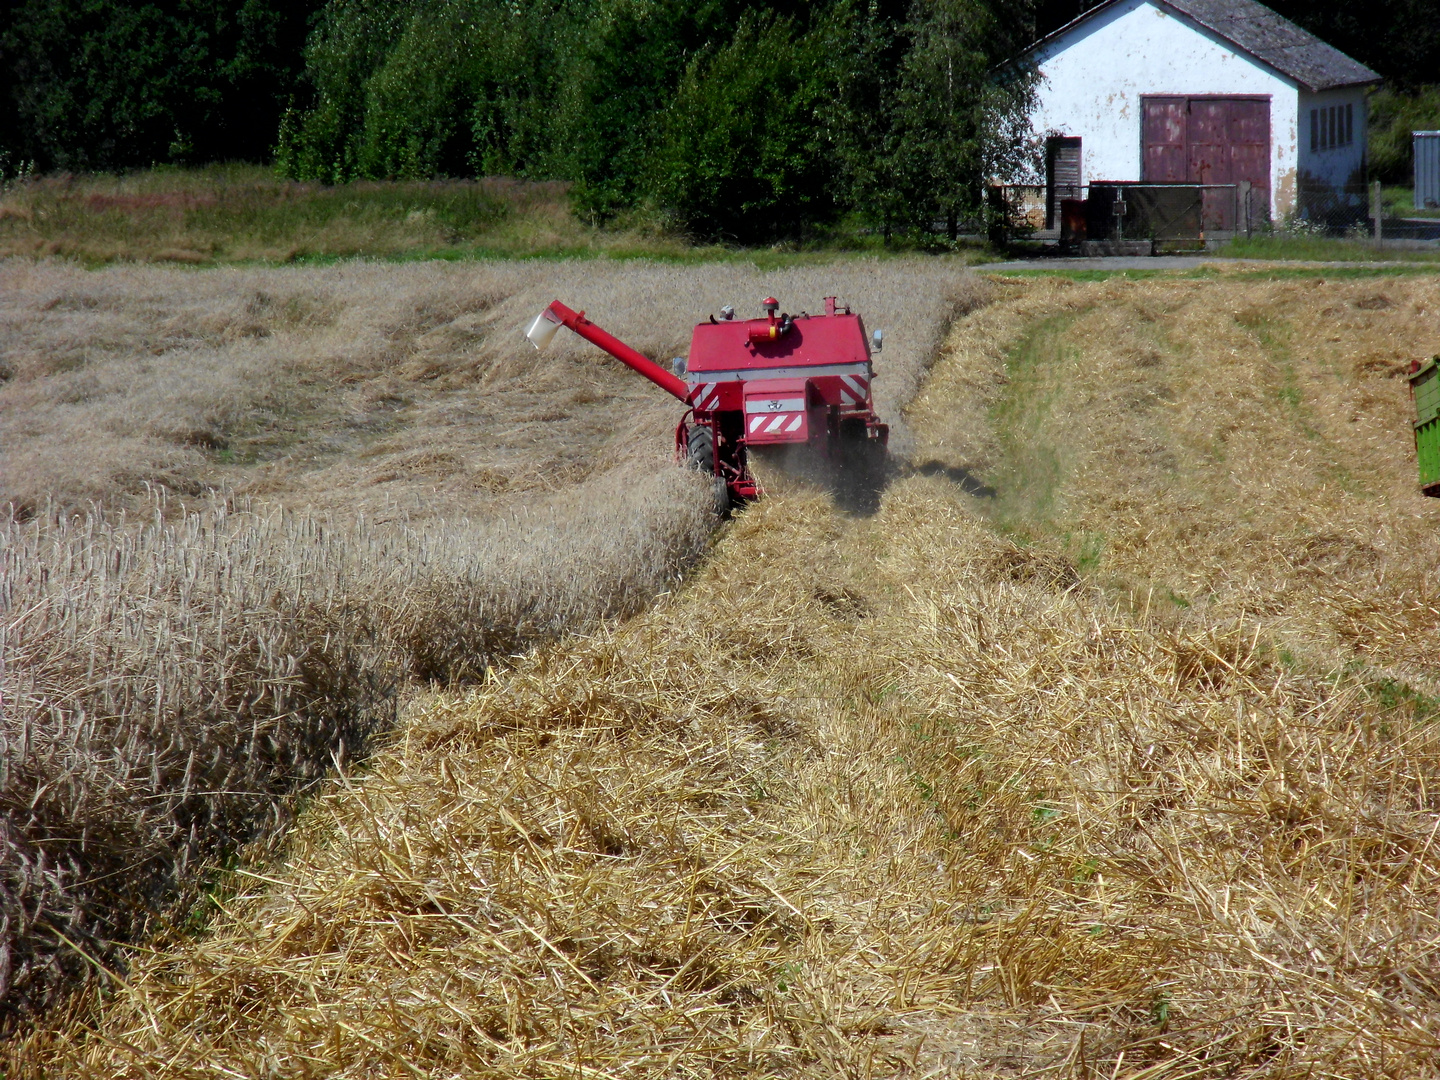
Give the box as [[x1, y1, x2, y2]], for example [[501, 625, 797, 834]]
[[989, 180, 1440, 248], [1290, 181, 1440, 241], [988, 182, 1264, 249], [1291, 182, 1371, 235]]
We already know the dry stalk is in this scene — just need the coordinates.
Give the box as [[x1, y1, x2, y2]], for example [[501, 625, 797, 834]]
[[0, 465, 713, 1024], [11, 271, 1440, 1077]]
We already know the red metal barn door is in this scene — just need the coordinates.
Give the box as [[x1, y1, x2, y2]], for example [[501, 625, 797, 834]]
[[1142, 98, 1188, 182], [1226, 98, 1271, 223], [1186, 98, 1235, 229], [1143, 96, 1270, 232]]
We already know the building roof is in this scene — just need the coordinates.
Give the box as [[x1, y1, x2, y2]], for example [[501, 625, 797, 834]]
[[1030, 0, 1381, 92]]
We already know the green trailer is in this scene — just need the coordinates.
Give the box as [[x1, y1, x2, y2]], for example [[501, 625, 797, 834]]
[[1412, 357, 1440, 496]]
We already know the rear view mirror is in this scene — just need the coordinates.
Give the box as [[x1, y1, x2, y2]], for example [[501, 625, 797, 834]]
[[872, 329, 884, 352]]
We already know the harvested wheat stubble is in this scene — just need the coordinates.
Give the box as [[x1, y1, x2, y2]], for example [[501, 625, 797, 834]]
[[0, 463, 713, 1025], [0, 257, 983, 520], [0, 255, 984, 1029], [910, 271, 1440, 679], [22, 477, 1440, 1078], [19, 269, 1440, 1079]]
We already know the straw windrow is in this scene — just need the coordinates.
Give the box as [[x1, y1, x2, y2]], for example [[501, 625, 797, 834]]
[[20, 476, 1440, 1077]]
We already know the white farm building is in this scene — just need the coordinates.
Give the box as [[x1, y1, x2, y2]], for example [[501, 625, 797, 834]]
[[1022, 0, 1380, 223]]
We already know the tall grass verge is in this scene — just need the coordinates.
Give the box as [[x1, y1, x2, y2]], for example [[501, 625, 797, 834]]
[[1224, 234, 1440, 263], [0, 168, 1000, 265], [0, 168, 693, 264]]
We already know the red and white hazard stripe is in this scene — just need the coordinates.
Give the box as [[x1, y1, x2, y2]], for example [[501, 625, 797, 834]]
[[839, 373, 869, 407], [748, 413, 805, 434], [691, 381, 722, 411]]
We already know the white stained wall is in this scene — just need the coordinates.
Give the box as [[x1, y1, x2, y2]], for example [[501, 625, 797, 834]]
[[1298, 88, 1368, 190], [1030, 0, 1301, 215]]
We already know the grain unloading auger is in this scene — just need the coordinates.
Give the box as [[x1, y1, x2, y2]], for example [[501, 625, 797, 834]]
[[526, 296, 888, 510]]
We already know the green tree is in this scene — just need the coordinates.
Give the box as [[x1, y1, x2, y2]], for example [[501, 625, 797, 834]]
[[901, 0, 1038, 239], [0, 0, 321, 171], [276, 0, 579, 182], [1368, 86, 1440, 186], [835, 0, 1039, 243], [643, 14, 836, 241], [274, 0, 422, 182], [555, 0, 757, 222], [825, 0, 911, 241]]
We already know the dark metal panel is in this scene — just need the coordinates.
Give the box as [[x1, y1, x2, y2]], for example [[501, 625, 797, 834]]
[[1142, 98, 1188, 183], [1045, 137, 1082, 230], [1226, 97, 1271, 219]]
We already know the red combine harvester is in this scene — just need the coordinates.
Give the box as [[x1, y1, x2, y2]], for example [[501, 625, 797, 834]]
[[526, 296, 886, 510]]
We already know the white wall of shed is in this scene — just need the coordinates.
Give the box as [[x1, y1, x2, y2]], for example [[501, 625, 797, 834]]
[[1029, 0, 1300, 215], [1297, 88, 1368, 194]]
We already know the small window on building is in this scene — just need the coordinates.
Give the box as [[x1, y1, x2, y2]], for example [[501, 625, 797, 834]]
[[1313, 104, 1355, 151]]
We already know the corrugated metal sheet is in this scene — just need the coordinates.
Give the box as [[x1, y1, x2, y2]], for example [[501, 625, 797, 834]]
[[1417, 133, 1440, 211]]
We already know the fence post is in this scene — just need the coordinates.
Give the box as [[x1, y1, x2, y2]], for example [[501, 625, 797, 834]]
[[1239, 181, 1252, 238], [1372, 179, 1384, 249]]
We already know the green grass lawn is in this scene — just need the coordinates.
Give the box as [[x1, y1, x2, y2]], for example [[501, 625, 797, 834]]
[[1224, 233, 1440, 262], [1384, 184, 1440, 218]]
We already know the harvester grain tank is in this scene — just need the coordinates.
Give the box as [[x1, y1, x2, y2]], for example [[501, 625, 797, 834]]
[[526, 297, 887, 509]]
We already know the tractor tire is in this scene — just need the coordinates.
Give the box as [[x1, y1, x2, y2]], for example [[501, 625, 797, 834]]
[[687, 423, 715, 474], [713, 476, 731, 517]]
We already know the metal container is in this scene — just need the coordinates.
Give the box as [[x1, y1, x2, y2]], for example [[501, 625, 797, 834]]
[[1415, 131, 1440, 211], [1410, 356, 1440, 496]]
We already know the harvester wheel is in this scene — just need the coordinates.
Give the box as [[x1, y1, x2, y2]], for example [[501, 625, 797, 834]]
[[687, 423, 715, 474], [713, 477, 731, 516]]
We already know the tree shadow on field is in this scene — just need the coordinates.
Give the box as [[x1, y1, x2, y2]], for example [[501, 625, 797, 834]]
[[755, 446, 996, 518]]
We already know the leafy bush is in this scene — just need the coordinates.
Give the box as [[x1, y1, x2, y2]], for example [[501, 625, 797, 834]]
[[643, 15, 835, 242], [0, 0, 321, 171], [1368, 86, 1440, 186]]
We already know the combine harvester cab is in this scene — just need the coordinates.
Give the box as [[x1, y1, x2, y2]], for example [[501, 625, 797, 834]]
[[527, 296, 887, 511]]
